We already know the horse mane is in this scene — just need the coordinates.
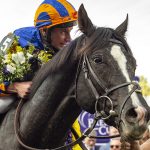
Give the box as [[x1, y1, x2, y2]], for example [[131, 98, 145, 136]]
[[30, 27, 133, 98], [79, 27, 132, 55]]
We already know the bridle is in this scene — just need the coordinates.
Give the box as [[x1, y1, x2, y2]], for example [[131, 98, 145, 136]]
[[81, 39, 142, 138], [82, 53, 141, 121], [14, 39, 141, 149]]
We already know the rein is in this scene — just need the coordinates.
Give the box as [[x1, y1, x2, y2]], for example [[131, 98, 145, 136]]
[[14, 98, 121, 150], [14, 98, 99, 150]]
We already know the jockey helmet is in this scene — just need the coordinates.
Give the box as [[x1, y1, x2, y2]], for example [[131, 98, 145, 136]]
[[34, 0, 77, 29]]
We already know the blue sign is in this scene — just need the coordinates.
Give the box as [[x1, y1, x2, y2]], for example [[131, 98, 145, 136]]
[[78, 111, 110, 145]]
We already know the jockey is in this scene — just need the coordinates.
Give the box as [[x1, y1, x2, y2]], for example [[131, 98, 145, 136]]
[[0, 0, 77, 99], [0, 0, 81, 149]]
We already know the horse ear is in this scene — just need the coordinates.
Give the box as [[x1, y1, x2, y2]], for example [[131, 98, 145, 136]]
[[78, 4, 95, 36], [115, 14, 128, 36]]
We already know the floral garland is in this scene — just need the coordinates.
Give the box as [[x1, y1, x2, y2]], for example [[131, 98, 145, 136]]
[[0, 36, 53, 83]]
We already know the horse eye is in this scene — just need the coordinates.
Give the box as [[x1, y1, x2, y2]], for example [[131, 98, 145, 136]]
[[93, 56, 103, 64]]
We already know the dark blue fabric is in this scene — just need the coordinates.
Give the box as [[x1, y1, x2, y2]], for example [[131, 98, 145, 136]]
[[42, 0, 69, 17], [36, 12, 52, 28], [14, 27, 44, 50]]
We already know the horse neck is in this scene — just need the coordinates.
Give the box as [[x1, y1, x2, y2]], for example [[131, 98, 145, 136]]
[[40, 94, 81, 148], [19, 58, 81, 148]]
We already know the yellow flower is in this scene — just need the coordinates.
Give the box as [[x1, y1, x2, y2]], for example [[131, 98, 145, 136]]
[[38, 50, 52, 63], [3, 54, 11, 64], [16, 45, 23, 52]]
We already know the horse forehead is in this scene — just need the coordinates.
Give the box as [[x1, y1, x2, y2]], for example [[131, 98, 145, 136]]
[[110, 44, 130, 82], [110, 44, 143, 107]]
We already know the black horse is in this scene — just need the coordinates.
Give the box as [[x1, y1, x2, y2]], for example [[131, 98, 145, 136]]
[[0, 4, 149, 150]]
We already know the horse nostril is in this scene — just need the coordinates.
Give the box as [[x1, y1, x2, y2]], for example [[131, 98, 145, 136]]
[[125, 108, 138, 123]]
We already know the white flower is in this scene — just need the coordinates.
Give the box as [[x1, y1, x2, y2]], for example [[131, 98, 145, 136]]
[[12, 52, 25, 64], [0, 37, 38, 82], [27, 52, 33, 59], [3, 55, 10, 63], [6, 64, 16, 74], [12, 53, 19, 64], [17, 52, 25, 64], [10, 63, 16, 67]]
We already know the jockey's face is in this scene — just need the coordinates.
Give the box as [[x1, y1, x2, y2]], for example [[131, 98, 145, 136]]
[[50, 27, 73, 50]]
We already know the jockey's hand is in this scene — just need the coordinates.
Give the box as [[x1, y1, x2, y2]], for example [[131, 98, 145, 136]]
[[121, 141, 141, 150], [7, 81, 32, 99]]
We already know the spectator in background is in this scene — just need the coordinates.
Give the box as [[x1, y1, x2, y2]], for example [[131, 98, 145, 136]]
[[109, 127, 121, 150], [84, 130, 98, 150], [109, 139, 121, 150], [99, 126, 120, 150]]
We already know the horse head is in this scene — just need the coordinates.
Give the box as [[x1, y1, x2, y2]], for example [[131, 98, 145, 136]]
[[76, 4, 150, 141]]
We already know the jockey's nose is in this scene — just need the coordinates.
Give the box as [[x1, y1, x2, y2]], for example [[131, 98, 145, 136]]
[[65, 34, 71, 43]]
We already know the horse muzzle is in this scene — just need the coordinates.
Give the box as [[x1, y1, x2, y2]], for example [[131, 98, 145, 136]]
[[120, 106, 149, 141]]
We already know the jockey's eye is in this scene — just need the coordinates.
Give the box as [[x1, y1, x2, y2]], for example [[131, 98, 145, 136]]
[[93, 55, 103, 64]]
